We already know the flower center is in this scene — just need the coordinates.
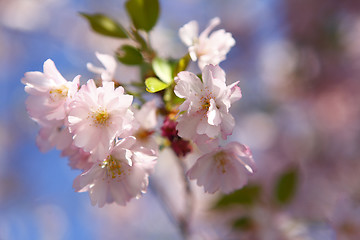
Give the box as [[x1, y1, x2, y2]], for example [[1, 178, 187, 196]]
[[100, 155, 130, 180], [91, 108, 110, 126], [199, 87, 214, 112], [49, 85, 68, 102], [135, 129, 154, 141], [200, 96, 211, 112], [214, 151, 228, 174]]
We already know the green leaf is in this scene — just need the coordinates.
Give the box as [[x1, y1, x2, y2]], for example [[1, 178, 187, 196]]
[[145, 77, 169, 93], [80, 13, 128, 38], [163, 87, 184, 111], [232, 216, 254, 230], [275, 168, 298, 204], [125, 0, 160, 32], [152, 57, 174, 84], [214, 185, 261, 208], [116, 45, 143, 65], [174, 53, 191, 74]]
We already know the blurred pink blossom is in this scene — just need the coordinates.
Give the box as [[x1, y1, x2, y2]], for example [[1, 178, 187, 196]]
[[187, 142, 255, 193], [87, 52, 117, 82], [179, 17, 235, 70]]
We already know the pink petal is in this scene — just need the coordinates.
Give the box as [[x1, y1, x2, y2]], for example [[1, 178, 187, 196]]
[[43, 59, 67, 84], [220, 113, 235, 139]]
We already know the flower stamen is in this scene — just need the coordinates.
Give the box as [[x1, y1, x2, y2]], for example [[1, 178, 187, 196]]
[[91, 108, 110, 127], [100, 155, 130, 180], [49, 85, 69, 102], [214, 151, 228, 174]]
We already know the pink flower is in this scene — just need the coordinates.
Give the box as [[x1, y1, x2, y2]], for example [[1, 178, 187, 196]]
[[73, 137, 157, 207], [67, 79, 134, 160], [61, 144, 92, 171], [179, 17, 235, 70], [87, 52, 117, 82], [187, 142, 255, 194], [174, 64, 242, 141], [133, 100, 157, 131], [21, 59, 80, 126], [131, 100, 158, 153], [36, 123, 73, 152]]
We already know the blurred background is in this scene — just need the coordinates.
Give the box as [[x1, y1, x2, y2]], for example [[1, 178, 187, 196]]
[[2, 0, 360, 239]]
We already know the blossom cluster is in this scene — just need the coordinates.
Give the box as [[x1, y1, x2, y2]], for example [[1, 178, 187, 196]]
[[22, 17, 255, 207]]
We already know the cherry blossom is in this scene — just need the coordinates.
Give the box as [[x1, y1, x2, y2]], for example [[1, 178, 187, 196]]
[[87, 52, 117, 82], [187, 142, 255, 194], [174, 64, 241, 141], [20, 9, 257, 233], [131, 100, 158, 153], [179, 17, 235, 70], [67, 79, 134, 160], [36, 123, 73, 153], [61, 144, 92, 171], [73, 137, 157, 207], [21, 59, 80, 126]]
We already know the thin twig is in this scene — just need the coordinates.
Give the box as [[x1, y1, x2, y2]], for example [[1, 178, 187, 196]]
[[150, 154, 194, 240], [149, 177, 179, 229], [175, 156, 194, 239]]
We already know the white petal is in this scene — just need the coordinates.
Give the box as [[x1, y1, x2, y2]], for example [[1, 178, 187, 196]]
[[196, 119, 220, 138], [117, 136, 137, 150], [228, 81, 242, 103], [176, 114, 202, 139], [134, 100, 157, 129], [86, 63, 105, 75], [199, 17, 220, 40], [43, 59, 67, 84], [95, 52, 116, 74], [202, 64, 226, 84], [207, 99, 221, 125], [21, 71, 49, 89], [220, 113, 235, 139], [179, 20, 199, 46], [174, 71, 203, 98]]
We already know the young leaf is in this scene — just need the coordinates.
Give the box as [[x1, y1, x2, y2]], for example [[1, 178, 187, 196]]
[[213, 185, 261, 208], [174, 53, 191, 74], [152, 57, 174, 84], [116, 45, 143, 65], [145, 77, 169, 93], [125, 0, 160, 32], [80, 13, 128, 38], [274, 168, 298, 205]]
